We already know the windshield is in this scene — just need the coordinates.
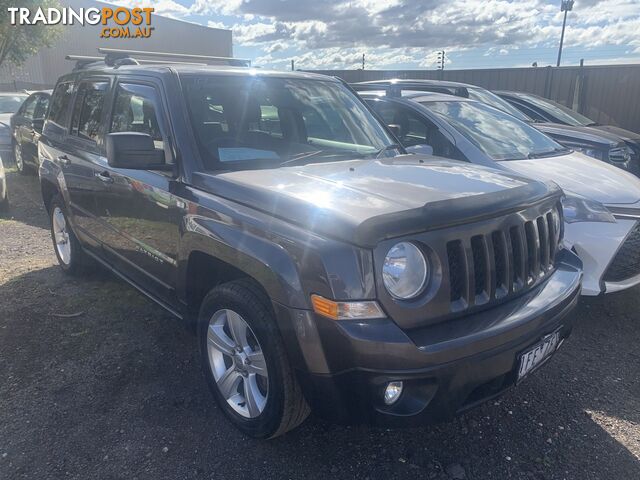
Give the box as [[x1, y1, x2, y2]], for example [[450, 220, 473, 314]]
[[517, 93, 595, 126], [424, 100, 568, 161], [182, 75, 399, 171], [0, 95, 27, 114], [467, 88, 532, 122]]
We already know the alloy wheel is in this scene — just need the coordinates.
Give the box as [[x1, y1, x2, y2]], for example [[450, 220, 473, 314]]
[[14, 143, 23, 172], [206, 309, 269, 418], [52, 206, 71, 265]]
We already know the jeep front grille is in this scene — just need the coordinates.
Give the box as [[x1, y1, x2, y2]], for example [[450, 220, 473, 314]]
[[447, 209, 559, 311]]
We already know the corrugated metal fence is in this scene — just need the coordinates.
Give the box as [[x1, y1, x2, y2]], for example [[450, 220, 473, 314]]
[[310, 64, 640, 133]]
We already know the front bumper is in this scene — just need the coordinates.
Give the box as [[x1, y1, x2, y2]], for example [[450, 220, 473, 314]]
[[564, 218, 639, 295], [274, 249, 582, 425]]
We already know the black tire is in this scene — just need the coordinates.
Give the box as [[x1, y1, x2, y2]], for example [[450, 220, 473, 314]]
[[0, 192, 8, 213], [49, 195, 89, 275], [198, 279, 310, 438]]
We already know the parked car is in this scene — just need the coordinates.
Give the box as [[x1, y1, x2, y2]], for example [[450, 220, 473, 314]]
[[496, 91, 640, 168], [0, 92, 29, 163], [356, 80, 639, 175], [0, 154, 8, 211], [10, 90, 51, 174], [39, 53, 582, 438], [357, 87, 640, 296]]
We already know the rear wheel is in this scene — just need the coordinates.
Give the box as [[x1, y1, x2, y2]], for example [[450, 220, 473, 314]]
[[14, 142, 28, 175], [198, 279, 309, 438], [49, 195, 89, 274]]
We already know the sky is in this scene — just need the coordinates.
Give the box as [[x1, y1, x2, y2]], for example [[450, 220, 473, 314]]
[[108, 0, 640, 71]]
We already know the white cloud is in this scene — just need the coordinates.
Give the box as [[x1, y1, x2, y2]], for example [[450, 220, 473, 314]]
[[107, 0, 640, 69]]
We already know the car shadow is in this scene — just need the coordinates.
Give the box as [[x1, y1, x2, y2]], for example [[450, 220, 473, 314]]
[[0, 170, 50, 230], [1, 264, 639, 480]]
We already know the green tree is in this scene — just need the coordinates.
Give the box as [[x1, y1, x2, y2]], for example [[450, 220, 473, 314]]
[[0, 0, 64, 69]]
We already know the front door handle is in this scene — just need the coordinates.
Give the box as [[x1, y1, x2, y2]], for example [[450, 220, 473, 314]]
[[96, 171, 114, 184], [57, 155, 71, 166]]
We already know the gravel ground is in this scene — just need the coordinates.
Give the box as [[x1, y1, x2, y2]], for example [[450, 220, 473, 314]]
[[1, 170, 639, 480]]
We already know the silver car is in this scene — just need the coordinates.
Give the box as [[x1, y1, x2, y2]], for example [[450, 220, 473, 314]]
[[0, 92, 29, 163], [0, 154, 8, 211]]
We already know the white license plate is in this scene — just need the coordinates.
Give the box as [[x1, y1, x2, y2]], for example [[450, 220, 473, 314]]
[[517, 331, 561, 382]]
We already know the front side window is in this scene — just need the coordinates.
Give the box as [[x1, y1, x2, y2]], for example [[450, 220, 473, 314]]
[[369, 100, 461, 159], [181, 75, 398, 171], [48, 82, 75, 127], [518, 93, 594, 126], [425, 100, 567, 161], [110, 83, 166, 154], [21, 96, 38, 119], [33, 95, 50, 120], [71, 81, 108, 143], [0, 95, 27, 114]]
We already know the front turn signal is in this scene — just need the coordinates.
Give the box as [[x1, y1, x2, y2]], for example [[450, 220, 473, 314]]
[[310, 294, 385, 320]]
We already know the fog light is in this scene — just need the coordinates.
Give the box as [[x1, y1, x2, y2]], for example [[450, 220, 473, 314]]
[[384, 381, 403, 405]]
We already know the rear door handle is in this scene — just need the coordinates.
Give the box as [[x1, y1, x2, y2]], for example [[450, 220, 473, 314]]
[[57, 155, 71, 166], [96, 171, 114, 184]]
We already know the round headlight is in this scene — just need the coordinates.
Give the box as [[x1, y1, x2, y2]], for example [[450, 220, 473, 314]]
[[382, 242, 428, 299]]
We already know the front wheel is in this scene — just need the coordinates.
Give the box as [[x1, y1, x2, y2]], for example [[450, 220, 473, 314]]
[[198, 279, 309, 438]]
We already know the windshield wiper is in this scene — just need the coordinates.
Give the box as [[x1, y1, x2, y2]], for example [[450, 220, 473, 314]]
[[372, 143, 403, 158], [527, 146, 568, 159], [279, 150, 324, 167]]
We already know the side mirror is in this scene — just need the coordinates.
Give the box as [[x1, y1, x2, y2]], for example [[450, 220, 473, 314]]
[[387, 124, 401, 137], [406, 144, 434, 156], [32, 118, 44, 133], [105, 132, 166, 169]]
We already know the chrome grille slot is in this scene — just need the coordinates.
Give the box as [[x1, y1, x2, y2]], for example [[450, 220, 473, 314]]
[[471, 235, 492, 305], [447, 240, 467, 305], [546, 212, 557, 261], [525, 221, 540, 281], [537, 216, 550, 270], [491, 231, 509, 298], [509, 225, 525, 290]]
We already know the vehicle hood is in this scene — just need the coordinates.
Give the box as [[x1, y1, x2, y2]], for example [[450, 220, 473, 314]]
[[592, 125, 640, 144], [193, 155, 559, 247], [502, 150, 640, 205], [534, 122, 621, 147]]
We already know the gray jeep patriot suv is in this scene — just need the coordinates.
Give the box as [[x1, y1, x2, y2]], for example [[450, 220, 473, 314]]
[[38, 51, 582, 438]]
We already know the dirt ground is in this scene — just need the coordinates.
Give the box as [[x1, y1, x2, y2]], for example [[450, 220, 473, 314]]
[[1, 170, 639, 480]]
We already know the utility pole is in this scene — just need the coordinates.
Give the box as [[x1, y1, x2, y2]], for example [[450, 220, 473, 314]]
[[557, 0, 574, 67], [362, 53, 365, 70], [436, 50, 446, 70], [291, 60, 295, 71]]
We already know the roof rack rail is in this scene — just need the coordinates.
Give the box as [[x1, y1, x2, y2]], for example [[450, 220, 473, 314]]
[[351, 80, 469, 99], [66, 54, 208, 70], [98, 48, 251, 67]]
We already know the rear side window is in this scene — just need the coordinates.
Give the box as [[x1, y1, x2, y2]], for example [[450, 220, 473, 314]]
[[110, 83, 166, 153], [48, 82, 74, 127], [71, 81, 108, 143]]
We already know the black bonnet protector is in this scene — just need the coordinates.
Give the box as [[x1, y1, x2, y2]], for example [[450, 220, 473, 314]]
[[193, 159, 561, 248], [355, 181, 560, 247]]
